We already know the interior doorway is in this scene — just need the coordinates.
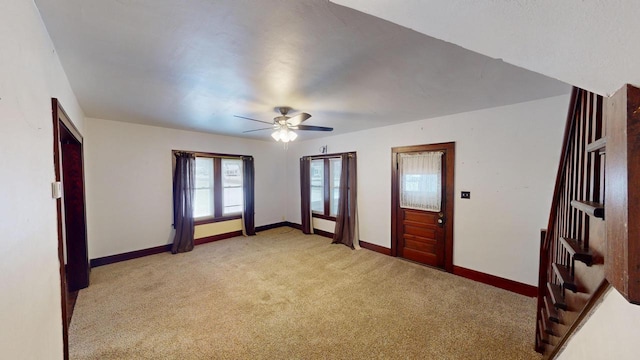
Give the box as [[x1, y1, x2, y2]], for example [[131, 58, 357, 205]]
[[391, 142, 455, 272], [52, 98, 89, 359]]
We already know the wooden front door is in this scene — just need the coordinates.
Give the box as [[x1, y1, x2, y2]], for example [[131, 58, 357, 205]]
[[391, 143, 455, 272]]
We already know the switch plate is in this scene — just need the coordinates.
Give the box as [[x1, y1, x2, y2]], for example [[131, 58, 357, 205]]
[[52, 182, 62, 199], [461, 191, 471, 199]]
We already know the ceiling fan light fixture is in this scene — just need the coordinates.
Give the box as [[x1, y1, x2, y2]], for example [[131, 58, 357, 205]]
[[288, 130, 298, 141], [271, 126, 297, 143], [279, 127, 289, 139], [271, 130, 281, 141]]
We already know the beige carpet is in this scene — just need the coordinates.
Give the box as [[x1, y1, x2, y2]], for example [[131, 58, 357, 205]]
[[70, 228, 542, 359]]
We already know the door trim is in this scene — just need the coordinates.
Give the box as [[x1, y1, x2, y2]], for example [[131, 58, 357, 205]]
[[391, 142, 455, 272], [52, 98, 87, 360]]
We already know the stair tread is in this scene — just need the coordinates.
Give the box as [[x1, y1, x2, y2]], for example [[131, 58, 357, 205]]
[[536, 333, 549, 350], [570, 200, 605, 219], [538, 319, 551, 344], [540, 308, 557, 336], [553, 263, 578, 292], [547, 282, 568, 310], [559, 237, 593, 266], [544, 295, 561, 323]]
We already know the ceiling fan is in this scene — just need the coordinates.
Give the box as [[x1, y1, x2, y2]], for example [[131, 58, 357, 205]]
[[235, 107, 333, 142]]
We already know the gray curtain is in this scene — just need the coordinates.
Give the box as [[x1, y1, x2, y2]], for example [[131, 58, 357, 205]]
[[242, 156, 256, 236], [300, 156, 313, 234], [333, 153, 359, 249], [172, 152, 196, 254]]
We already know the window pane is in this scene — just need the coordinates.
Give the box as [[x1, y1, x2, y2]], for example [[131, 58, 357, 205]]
[[222, 159, 243, 214], [310, 160, 324, 212], [310, 160, 324, 187], [223, 187, 243, 214], [329, 158, 341, 216], [330, 188, 340, 216], [399, 151, 443, 212], [194, 157, 214, 218], [311, 186, 324, 212]]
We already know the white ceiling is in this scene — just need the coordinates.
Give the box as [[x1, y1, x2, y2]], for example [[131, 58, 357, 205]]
[[332, 0, 640, 97], [35, 0, 569, 141]]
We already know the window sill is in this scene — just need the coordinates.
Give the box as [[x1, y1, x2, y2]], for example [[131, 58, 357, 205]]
[[312, 213, 337, 222], [194, 214, 242, 226]]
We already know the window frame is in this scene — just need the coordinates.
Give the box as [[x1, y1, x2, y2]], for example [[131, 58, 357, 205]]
[[173, 150, 247, 226], [309, 153, 349, 221]]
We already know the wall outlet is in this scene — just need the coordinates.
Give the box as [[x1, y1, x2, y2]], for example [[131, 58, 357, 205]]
[[461, 191, 471, 199]]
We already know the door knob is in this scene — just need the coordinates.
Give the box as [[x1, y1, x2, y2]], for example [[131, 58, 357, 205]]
[[437, 218, 444, 224]]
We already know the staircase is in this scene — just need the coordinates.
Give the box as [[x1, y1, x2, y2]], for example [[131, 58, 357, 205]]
[[536, 83, 640, 357], [535, 87, 608, 357]]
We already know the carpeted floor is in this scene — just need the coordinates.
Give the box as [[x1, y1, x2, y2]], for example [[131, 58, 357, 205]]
[[69, 228, 542, 359]]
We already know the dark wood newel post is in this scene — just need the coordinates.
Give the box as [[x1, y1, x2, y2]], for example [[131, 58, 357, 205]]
[[605, 84, 640, 304]]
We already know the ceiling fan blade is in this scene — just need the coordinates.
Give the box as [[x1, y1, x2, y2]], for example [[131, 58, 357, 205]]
[[286, 112, 312, 126], [242, 127, 275, 133], [295, 125, 333, 132], [234, 115, 273, 125]]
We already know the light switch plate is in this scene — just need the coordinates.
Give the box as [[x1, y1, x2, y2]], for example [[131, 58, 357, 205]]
[[52, 182, 62, 199]]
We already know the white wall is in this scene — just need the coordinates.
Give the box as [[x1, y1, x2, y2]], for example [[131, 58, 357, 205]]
[[558, 287, 640, 360], [286, 95, 568, 286], [0, 1, 85, 359], [84, 118, 286, 259]]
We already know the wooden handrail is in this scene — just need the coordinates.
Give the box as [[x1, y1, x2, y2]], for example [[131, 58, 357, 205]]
[[543, 87, 579, 250]]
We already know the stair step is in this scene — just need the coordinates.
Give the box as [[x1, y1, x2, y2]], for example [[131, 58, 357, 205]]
[[553, 263, 578, 292], [544, 295, 561, 323], [570, 200, 605, 219], [547, 282, 568, 310], [536, 333, 549, 351], [538, 319, 551, 345], [540, 308, 557, 336], [559, 237, 593, 266], [586, 137, 606, 153]]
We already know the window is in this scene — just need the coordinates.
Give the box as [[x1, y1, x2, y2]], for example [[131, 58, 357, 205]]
[[399, 151, 443, 212], [194, 157, 215, 218], [222, 159, 243, 215], [310, 156, 342, 219], [329, 158, 341, 216], [188, 153, 245, 223], [310, 159, 325, 212]]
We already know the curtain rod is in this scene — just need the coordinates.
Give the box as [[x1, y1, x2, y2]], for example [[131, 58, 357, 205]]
[[303, 151, 356, 160], [172, 149, 252, 159]]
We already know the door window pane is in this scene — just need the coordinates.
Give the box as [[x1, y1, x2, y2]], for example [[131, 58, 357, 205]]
[[222, 159, 243, 214], [399, 151, 443, 212], [194, 157, 214, 217], [329, 158, 341, 216], [310, 159, 324, 212]]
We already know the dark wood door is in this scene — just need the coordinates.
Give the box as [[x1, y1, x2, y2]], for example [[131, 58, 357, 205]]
[[392, 142, 455, 271], [399, 208, 445, 268], [61, 140, 89, 291]]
